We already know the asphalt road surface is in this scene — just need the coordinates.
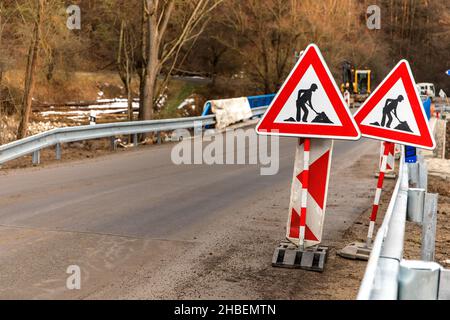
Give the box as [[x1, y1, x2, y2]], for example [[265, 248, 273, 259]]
[[0, 129, 379, 299]]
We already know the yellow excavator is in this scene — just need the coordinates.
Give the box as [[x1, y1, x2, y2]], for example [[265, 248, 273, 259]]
[[341, 61, 372, 103]]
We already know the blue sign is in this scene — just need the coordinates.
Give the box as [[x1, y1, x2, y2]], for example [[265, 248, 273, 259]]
[[405, 146, 417, 163], [446, 70, 450, 76], [422, 97, 431, 120]]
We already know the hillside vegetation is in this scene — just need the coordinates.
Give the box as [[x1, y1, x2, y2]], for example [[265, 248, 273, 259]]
[[0, 0, 449, 140]]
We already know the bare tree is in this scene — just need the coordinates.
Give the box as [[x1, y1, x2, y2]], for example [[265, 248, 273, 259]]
[[221, 0, 386, 93], [0, 2, 14, 91], [0, 5, 4, 88], [0, 4, 5, 123], [138, 0, 222, 121], [117, 20, 136, 122], [222, 0, 311, 93], [17, 0, 44, 139]]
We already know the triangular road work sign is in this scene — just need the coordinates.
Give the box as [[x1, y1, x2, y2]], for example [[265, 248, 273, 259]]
[[256, 44, 361, 140], [354, 60, 436, 150]]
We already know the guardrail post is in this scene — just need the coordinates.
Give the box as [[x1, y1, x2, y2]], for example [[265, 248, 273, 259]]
[[418, 160, 428, 190], [421, 193, 438, 261], [194, 121, 203, 138], [370, 258, 401, 300], [398, 260, 440, 300], [439, 269, 450, 300], [32, 150, 40, 165], [407, 188, 425, 223], [407, 162, 419, 188], [56, 143, 62, 160], [133, 134, 138, 148], [110, 137, 117, 151], [157, 132, 162, 145]]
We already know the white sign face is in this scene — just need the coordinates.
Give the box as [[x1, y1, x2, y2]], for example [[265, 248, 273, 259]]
[[354, 60, 435, 150], [274, 65, 342, 126], [256, 44, 361, 140], [360, 78, 421, 136]]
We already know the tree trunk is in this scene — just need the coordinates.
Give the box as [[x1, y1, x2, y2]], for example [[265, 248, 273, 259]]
[[127, 86, 133, 121], [17, 0, 44, 139], [117, 20, 134, 122], [141, 0, 160, 121], [138, 72, 146, 120], [138, 0, 147, 121], [137, 0, 214, 121], [142, 64, 158, 120], [125, 52, 134, 122], [0, 12, 3, 89]]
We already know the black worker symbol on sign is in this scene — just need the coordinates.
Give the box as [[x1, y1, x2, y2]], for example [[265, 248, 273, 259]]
[[284, 83, 333, 124], [370, 95, 413, 133]]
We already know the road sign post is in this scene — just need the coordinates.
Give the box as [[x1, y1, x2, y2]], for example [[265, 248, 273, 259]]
[[286, 138, 333, 248], [376, 142, 396, 179], [299, 138, 310, 250], [338, 140, 394, 260], [344, 90, 351, 108], [368, 141, 394, 245], [258, 44, 361, 271], [273, 138, 332, 272], [339, 60, 435, 261]]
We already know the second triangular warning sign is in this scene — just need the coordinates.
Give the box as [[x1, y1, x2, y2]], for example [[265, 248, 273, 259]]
[[354, 60, 436, 150], [256, 44, 361, 140]]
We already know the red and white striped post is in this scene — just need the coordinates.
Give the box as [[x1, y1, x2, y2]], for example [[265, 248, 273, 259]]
[[299, 138, 311, 250], [344, 90, 351, 108], [367, 141, 394, 246]]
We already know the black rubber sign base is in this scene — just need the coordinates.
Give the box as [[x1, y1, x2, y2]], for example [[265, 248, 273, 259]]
[[272, 241, 328, 272]]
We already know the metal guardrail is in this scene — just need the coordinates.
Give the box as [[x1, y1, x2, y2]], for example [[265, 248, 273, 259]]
[[357, 104, 450, 300], [0, 106, 268, 166], [248, 106, 269, 118], [357, 146, 408, 300], [358, 144, 449, 300]]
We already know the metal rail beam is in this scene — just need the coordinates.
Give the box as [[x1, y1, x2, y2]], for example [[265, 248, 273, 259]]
[[0, 107, 268, 166], [358, 147, 408, 300]]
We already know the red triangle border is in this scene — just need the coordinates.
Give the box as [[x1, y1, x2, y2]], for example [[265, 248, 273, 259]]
[[256, 44, 361, 140], [354, 60, 435, 150]]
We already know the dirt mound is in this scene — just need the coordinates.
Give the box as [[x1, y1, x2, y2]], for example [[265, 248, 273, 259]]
[[395, 121, 413, 133], [283, 112, 334, 124], [404, 175, 450, 268], [369, 120, 413, 133], [312, 112, 333, 124], [428, 175, 450, 198]]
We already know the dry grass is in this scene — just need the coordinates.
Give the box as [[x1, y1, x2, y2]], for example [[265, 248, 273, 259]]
[[403, 175, 450, 268], [0, 70, 207, 145], [3, 70, 137, 104], [3, 69, 204, 106]]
